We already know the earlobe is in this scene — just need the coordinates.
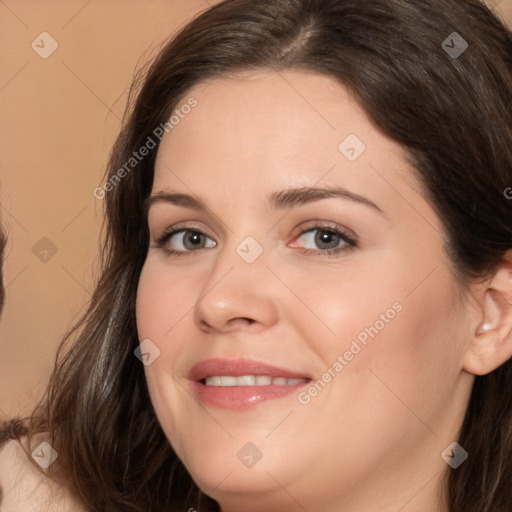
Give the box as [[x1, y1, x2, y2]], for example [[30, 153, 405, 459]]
[[463, 256, 512, 376]]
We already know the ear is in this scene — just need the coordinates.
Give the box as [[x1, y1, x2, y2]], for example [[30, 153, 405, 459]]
[[463, 252, 512, 376]]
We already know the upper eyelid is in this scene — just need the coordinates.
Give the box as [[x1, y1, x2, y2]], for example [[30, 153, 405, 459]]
[[146, 189, 386, 242], [154, 223, 357, 250], [146, 202, 229, 235], [148, 220, 217, 236], [297, 220, 357, 240], [151, 221, 353, 237]]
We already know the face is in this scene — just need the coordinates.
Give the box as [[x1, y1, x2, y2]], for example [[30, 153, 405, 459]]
[[136, 71, 475, 512]]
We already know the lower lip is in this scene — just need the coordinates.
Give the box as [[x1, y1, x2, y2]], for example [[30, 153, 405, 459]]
[[189, 380, 309, 409]]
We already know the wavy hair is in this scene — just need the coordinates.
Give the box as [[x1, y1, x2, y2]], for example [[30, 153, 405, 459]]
[[1, 1, 512, 511]]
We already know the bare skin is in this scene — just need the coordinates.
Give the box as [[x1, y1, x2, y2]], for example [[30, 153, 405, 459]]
[[137, 70, 512, 512]]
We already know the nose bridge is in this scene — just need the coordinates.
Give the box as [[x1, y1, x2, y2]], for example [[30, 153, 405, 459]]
[[208, 213, 269, 283], [193, 230, 277, 331]]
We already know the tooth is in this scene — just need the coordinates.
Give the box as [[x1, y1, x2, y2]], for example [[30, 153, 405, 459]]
[[255, 376, 272, 386], [203, 375, 306, 386], [236, 375, 256, 386], [219, 376, 237, 386], [286, 378, 305, 386]]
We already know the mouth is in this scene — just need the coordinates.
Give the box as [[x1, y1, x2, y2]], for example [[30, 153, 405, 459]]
[[188, 358, 312, 410]]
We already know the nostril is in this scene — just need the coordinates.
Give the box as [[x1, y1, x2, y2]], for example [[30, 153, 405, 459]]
[[199, 319, 215, 332], [233, 317, 255, 326], [198, 317, 256, 333]]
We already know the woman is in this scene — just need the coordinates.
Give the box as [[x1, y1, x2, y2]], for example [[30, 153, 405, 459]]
[[1, 0, 511, 510]]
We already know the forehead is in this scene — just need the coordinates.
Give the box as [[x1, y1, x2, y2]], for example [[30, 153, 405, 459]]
[[152, 70, 414, 213]]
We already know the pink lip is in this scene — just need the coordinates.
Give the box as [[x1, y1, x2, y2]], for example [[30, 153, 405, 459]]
[[189, 358, 311, 381], [187, 358, 311, 410]]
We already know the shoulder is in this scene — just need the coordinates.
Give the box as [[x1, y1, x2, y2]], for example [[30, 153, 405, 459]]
[[0, 435, 89, 512]]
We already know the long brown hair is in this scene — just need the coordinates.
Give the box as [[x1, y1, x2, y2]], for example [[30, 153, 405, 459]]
[[1, 1, 512, 511]]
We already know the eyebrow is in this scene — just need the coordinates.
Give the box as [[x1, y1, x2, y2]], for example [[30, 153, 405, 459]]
[[145, 186, 385, 216]]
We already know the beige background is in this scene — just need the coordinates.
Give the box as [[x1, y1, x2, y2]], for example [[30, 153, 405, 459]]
[[0, 0, 511, 419]]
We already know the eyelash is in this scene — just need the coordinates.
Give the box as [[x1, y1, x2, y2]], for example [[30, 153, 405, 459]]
[[152, 223, 358, 259]]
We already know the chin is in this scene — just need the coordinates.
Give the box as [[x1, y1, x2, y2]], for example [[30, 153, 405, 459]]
[[194, 474, 304, 512], [181, 442, 296, 504]]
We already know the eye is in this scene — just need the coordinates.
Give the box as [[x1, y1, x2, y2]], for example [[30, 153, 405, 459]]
[[154, 227, 216, 256], [152, 222, 357, 258], [290, 224, 357, 256]]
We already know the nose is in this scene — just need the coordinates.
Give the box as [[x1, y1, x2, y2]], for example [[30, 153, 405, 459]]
[[193, 246, 279, 334]]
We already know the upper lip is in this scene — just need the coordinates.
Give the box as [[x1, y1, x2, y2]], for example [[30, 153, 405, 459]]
[[189, 358, 312, 382]]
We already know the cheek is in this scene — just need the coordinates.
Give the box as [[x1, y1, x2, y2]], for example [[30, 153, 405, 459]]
[[300, 256, 465, 425], [135, 261, 198, 455], [338, 267, 464, 426], [136, 260, 195, 342], [285, 255, 407, 370]]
